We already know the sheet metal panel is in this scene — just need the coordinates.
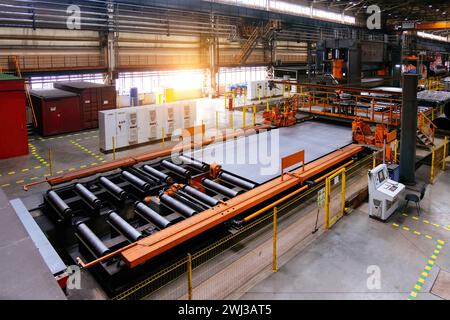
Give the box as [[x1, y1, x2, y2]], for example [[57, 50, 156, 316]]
[[187, 122, 353, 184]]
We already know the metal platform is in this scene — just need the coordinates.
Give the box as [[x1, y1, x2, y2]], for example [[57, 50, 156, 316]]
[[0, 189, 66, 299], [187, 121, 353, 184]]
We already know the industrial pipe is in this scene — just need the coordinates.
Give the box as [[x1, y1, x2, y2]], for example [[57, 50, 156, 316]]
[[135, 202, 172, 229], [107, 211, 143, 242], [160, 194, 198, 217], [178, 155, 209, 171], [142, 165, 173, 183], [47, 190, 73, 217], [122, 171, 151, 191], [74, 183, 102, 209], [218, 172, 256, 190], [161, 160, 192, 178], [182, 185, 220, 207], [99, 177, 127, 201], [75, 222, 111, 258], [202, 178, 242, 198]]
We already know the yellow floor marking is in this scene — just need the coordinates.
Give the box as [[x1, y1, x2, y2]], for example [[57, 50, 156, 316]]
[[57, 171, 64, 174], [402, 213, 409, 217], [16, 180, 24, 184], [1, 184, 11, 188], [437, 240, 445, 245], [80, 165, 87, 169], [424, 266, 431, 271], [431, 255, 438, 260], [428, 260, 435, 265], [418, 278, 425, 283], [414, 284, 422, 290], [8, 171, 15, 175], [410, 291, 417, 298], [402, 227, 410, 231], [413, 231, 421, 235], [21, 169, 29, 172], [34, 166, 41, 169], [423, 220, 429, 224], [421, 271, 428, 277], [425, 235, 433, 239], [30, 177, 38, 181], [412, 217, 419, 221], [437, 245, 443, 249]]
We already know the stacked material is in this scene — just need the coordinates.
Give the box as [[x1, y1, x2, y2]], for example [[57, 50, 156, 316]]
[[417, 90, 450, 105]]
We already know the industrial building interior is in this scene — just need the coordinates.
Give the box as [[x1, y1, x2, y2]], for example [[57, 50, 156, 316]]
[[1, 0, 450, 302]]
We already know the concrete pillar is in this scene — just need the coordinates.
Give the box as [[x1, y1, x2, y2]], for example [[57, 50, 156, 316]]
[[399, 74, 418, 185]]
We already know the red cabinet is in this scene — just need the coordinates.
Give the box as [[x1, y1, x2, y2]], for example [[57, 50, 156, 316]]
[[0, 74, 28, 159], [30, 89, 81, 136], [53, 81, 117, 129]]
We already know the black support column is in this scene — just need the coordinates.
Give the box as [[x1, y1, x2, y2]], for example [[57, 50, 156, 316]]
[[399, 74, 418, 185]]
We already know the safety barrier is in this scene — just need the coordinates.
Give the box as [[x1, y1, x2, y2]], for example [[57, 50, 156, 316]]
[[112, 155, 373, 300], [430, 137, 449, 184]]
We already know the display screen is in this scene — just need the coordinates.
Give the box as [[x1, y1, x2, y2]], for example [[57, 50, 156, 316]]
[[378, 170, 386, 183]]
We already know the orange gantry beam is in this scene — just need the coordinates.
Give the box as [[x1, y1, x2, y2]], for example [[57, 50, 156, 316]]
[[416, 21, 450, 30], [120, 144, 363, 268]]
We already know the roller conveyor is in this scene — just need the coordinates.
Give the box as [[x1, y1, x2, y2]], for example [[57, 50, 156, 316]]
[[218, 172, 256, 190], [107, 211, 143, 242], [181, 185, 220, 207], [178, 155, 209, 171], [121, 171, 151, 191], [99, 177, 127, 201], [142, 165, 173, 183], [202, 178, 243, 198], [161, 160, 192, 178], [47, 190, 73, 218], [76, 222, 110, 258], [160, 194, 198, 217], [135, 202, 172, 229], [74, 183, 102, 209]]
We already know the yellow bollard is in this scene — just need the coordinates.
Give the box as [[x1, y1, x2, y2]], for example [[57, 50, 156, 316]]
[[252, 105, 256, 127], [394, 140, 398, 164], [216, 111, 219, 131], [266, 99, 270, 112], [162, 127, 165, 145], [48, 149, 53, 176], [373, 151, 377, 169], [443, 137, 448, 171], [187, 253, 193, 300], [112, 136, 116, 161], [430, 146, 435, 184], [230, 113, 234, 130], [273, 207, 277, 273], [242, 106, 246, 129]]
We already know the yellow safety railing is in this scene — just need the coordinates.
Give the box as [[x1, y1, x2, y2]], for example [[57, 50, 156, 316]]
[[324, 168, 346, 230], [430, 136, 449, 184]]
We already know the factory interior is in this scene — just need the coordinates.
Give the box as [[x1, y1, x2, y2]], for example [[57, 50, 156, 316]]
[[1, 0, 450, 303]]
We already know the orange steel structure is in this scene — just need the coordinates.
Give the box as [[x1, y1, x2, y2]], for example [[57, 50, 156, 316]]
[[76, 144, 362, 269], [272, 80, 403, 127], [352, 118, 397, 161], [115, 144, 362, 268]]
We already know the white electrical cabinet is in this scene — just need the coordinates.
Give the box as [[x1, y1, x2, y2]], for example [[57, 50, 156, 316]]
[[99, 100, 198, 152]]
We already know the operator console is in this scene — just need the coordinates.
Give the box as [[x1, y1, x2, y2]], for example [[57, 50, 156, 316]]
[[368, 164, 405, 221]]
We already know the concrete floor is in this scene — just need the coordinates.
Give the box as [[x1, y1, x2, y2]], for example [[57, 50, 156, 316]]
[[238, 164, 450, 300]]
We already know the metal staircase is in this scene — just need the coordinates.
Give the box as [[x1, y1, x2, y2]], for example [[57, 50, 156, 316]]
[[235, 20, 280, 65], [417, 112, 436, 149]]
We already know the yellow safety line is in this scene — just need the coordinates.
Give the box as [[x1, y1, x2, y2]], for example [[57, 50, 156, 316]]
[[408, 241, 445, 300]]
